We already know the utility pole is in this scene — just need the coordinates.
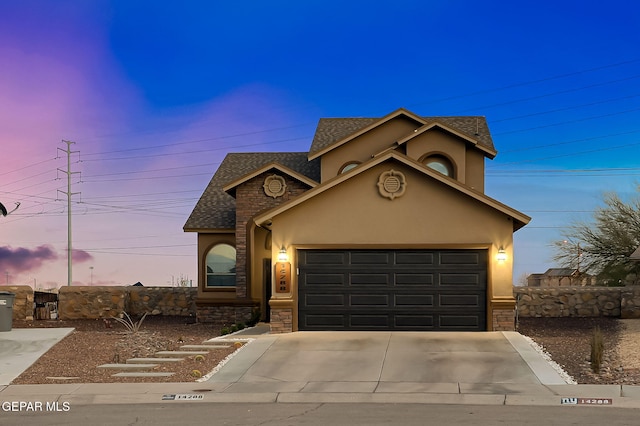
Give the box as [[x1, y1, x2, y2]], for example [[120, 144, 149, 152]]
[[58, 140, 80, 286]]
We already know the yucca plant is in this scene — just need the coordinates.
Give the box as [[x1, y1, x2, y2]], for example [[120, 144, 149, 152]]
[[112, 312, 148, 333]]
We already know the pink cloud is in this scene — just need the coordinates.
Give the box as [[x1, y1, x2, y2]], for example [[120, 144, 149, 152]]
[[0, 245, 58, 274], [71, 249, 94, 263]]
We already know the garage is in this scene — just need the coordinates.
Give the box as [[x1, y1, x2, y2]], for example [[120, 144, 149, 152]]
[[298, 249, 487, 331]]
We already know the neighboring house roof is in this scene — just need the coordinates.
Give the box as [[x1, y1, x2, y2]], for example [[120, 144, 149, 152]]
[[631, 246, 640, 261], [184, 153, 320, 230], [544, 268, 579, 277], [308, 108, 495, 159], [254, 150, 530, 231]]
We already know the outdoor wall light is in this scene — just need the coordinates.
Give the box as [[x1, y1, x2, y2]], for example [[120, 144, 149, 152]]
[[277, 246, 289, 262], [496, 247, 507, 262]]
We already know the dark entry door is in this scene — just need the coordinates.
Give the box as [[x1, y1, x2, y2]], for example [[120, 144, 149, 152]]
[[297, 249, 487, 331]]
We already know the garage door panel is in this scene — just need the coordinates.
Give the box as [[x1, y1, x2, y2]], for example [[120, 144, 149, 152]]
[[439, 294, 481, 307], [304, 273, 346, 285], [394, 315, 435, 328], [304, 251, 347, 265], [439, 273, 482, 286], [439, 315, 481, 329], [395, 252, 434, 265], [350, 315, 389, 327], [350, 252, 390, 265], [350, 294, 389, 306], [395, 274, 434, 285], [439, 252, 482, 266], [304, 294, 345, 307], [351, 273, 390, 285], [304, 314, 345, 327], [395, 294, 434, 307]]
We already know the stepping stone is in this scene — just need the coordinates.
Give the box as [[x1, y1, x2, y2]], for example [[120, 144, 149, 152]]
[[180, 344, 224, 351], [127, 357, 184, 364], [154, 351, 208, 358], [205, 339, 250, 344], [112, 372, 174, 378], [200, 341, 232, 348], [97, 363, 158, 370], [46, 377, 80, 380]]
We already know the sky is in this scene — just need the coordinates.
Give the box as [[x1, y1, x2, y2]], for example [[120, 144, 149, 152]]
[[1, 0, 639, 289]]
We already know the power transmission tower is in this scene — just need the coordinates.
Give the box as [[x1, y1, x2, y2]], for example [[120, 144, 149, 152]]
[[57, 140, 80, 286]]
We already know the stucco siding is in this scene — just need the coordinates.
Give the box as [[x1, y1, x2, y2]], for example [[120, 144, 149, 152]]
[[269, 159, 515, 306], [320, 116, 419, 181]]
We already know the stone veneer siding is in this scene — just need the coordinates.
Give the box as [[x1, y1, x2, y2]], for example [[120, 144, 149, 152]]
[[492, 309, 515, 331], [233, 173, 310, 299], [269, 308, 293, 334], [196, 305, 253, 326]]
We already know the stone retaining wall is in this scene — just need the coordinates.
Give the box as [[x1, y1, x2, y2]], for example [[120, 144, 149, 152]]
[[11, 285, 640, 324], [58, 286, 197, 320], [514, 286, 640, 319], [2, 286, 34, 321]]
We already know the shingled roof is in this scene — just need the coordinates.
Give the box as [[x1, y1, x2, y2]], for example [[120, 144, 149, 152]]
[[184, 153, 320, 230], [308, 115, 495, 157], [185, 110, 497, 231]]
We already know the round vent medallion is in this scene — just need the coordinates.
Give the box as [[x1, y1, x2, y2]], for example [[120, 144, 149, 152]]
[[263, 174, 287, 198], [377, 169, 406, 200]]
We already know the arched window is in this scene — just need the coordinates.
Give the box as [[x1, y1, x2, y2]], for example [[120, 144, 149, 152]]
[[339, 162, 360, 174], [206, 244, 236, 287], [423, 155, 454, 177]]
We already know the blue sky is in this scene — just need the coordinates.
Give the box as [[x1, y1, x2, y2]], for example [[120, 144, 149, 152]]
[[1, 0, 639, 287]]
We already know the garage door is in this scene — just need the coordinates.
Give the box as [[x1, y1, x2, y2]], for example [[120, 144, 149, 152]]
[[298, 249, 487, 331]]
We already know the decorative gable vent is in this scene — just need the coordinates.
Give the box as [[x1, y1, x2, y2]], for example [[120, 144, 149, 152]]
[[377, 169, 406, 200], [263, 174, 287, 198]]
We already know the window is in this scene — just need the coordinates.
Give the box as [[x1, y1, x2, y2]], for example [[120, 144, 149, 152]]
[[206, 244, 236, 287], [339, 162, 360, 174], [423, 155, 454, 177]]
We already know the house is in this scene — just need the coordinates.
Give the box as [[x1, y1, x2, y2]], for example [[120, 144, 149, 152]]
[[632, 246, 640, 262], [526, 268, 596, 287], [184, 108, 530, 333]]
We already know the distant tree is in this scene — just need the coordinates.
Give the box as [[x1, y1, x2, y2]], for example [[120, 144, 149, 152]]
[[552, 189, 640, 285]]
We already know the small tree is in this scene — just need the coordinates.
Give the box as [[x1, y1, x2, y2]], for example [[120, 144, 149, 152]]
[[552, 188, 640, 285]]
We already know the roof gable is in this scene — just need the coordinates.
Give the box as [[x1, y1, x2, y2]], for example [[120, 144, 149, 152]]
[[308, 108, 425, 160], [308, 108, 496, 160], [184, 152, 320, 231], [397, 120, 497, 159], [254, 150, 529, 231], [223, 162, 318, 197]]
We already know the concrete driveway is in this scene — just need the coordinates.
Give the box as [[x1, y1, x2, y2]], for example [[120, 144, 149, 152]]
[[208, 331, 568, 395]]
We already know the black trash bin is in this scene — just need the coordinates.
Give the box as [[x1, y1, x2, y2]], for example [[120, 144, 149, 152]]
[[0, 291, 15, 332]]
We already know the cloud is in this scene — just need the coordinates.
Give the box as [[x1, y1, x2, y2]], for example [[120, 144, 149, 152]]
[[0, 245, 58, 274], [71, 249, 94, 263]]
